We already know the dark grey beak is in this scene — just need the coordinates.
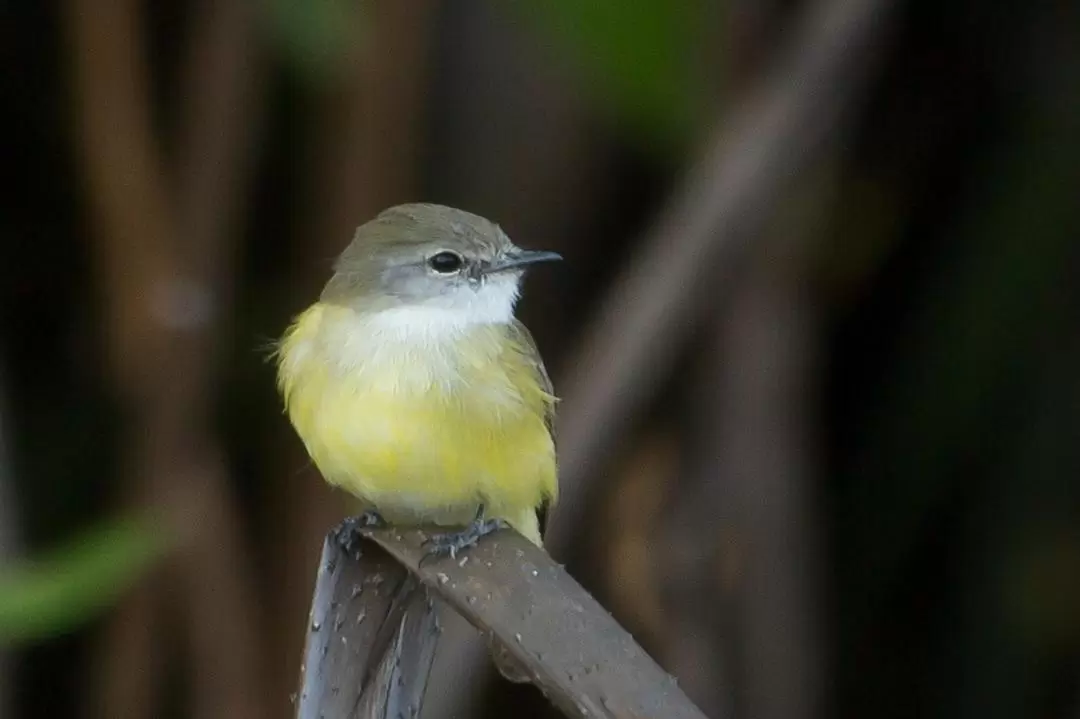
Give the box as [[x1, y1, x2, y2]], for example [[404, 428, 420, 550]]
[[484, 249, 563, 274]]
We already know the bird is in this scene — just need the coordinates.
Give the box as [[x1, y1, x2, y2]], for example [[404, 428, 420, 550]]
[[276, 203, 560, 554]]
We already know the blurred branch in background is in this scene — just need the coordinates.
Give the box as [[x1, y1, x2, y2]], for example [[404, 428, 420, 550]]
[[669, 179, 831, 719], [658, 4, 830, 716], [173, 2, 267, 718], [66, 0, 266, 717], [546, 0, 894, 551]]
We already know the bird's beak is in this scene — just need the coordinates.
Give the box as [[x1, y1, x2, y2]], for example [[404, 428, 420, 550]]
[[484, 249, 563, 274]]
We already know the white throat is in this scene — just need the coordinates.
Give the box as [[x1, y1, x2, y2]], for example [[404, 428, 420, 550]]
[[308, 277, 520, 388], [365, 274, 521, 340]]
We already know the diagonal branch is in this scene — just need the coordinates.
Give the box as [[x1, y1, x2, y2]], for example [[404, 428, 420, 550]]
[[545, 0, 896, 550], [297, 525, 710, 719]]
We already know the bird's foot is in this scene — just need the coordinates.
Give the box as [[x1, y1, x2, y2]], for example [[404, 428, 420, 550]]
[[334, 510, 386, 554], [351, 510, 388, 529], [422, 507, 507, 561]]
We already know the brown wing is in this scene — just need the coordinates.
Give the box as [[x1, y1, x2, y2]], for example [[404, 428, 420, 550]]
[[508, 319, 557, 537]]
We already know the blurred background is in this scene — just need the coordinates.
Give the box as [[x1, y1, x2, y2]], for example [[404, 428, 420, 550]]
[[2, 0, 1079, 718]]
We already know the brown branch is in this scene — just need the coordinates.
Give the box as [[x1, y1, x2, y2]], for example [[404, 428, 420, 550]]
[[295, 533, 438, 719], [545, 0, 896, 552], [172, 3, 267, 718], [297, 525, 710, 719], [713, 188, 829, 719], [664, 241, 826, 719], [67, 0, 267, 716], [176, 0, 263, 287], [67, 1, 175, 713], [657, 6, 833, 715]]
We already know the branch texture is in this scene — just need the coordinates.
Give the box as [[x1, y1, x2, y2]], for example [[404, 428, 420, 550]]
[[297, 525, 709, 719]]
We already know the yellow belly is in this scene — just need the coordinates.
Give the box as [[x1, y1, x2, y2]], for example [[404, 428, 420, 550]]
[[277, 303, 557, 544]]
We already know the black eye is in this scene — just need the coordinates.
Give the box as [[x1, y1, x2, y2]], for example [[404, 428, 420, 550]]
[[428, 251, 464, 273]]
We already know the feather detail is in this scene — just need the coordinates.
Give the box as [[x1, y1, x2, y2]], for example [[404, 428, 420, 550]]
[[277, 302, 557, 545]]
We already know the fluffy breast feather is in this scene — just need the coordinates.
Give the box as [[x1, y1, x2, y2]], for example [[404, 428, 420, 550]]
[[276, 302, 557, 534]]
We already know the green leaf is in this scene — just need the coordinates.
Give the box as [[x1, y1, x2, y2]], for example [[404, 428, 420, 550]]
[[262, 0, 360, 84], [0, 516, 167, 646], [509, 0, 704, 152]]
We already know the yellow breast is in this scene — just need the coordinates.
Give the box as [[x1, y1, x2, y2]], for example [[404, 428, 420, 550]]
[[277, 302, 557, 542]]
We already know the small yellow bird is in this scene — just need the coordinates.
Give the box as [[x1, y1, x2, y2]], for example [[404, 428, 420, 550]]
[[277, 203, 560, 553]]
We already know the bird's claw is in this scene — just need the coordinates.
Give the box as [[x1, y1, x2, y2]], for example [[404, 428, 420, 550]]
[[422, 516, 507, 562], [334, 511, 386, 553], [351, 510, 387, 529]]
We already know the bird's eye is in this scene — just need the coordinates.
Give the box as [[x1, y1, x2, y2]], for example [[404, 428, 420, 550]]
[[428, 251, 464, 274]]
